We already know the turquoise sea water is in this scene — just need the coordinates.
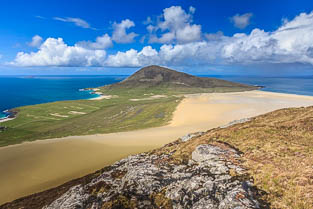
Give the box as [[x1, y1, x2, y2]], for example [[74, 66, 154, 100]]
[[1, 75, 313, 118], [0, 75, 126, 118]]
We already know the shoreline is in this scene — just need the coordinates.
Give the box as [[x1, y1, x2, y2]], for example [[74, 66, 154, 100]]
[[80, 87, 104, 100], [0, 87, 102, 123], [2, 89, 313, 149], [83, 87, 114, 100], [2, 90, 313, 204], [0, 110, 17, 123], [1, 86, 313, 123]]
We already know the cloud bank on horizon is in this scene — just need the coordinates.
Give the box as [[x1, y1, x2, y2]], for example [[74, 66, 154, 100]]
[[10, 6, 313, 68]]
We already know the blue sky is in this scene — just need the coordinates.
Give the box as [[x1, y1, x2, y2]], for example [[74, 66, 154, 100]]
[[1, 0, 313, 75]]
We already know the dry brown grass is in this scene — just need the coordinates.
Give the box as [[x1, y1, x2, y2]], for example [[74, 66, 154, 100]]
[[167, 106, 313, 209]]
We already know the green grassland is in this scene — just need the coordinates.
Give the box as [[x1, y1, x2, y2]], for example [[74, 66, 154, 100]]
[[0, 87, 177, 146], [0, 85, 255, 147]]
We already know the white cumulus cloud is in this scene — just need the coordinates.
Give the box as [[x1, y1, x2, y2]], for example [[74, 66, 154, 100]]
[[205, 31, 224, 41], [76, 34, 113, 49], [148, 6, 202, 44], [112, 19, 138, 43], [10, 10, 313, 68], [221, 11, 313, 65], [230, 13, 253, 29], [105, 11, 313, 67], [105, 46, 159, 67], [28, 35, 43, 48], [12, 38, 106, 67], [105, 42, 217, 67]]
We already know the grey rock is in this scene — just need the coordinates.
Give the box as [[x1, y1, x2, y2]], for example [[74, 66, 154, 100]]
[[43, 139, 260, 209], [43, 185, 89, 209], [180, 132, 204, 142], [220, 118, 251, 128]]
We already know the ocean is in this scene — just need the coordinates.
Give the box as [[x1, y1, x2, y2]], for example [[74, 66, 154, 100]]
[[213, 76, 313, 96], [1, 75, 313, 118], [0, 75, 126, 118]]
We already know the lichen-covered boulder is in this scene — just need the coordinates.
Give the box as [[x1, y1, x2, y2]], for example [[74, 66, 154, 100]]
[[43, 141, 260, 209]]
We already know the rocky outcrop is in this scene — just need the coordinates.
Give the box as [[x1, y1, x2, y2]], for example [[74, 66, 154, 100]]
[[219, 118, 250, 128], [179, 132, 204, 142], [42, 141, 260, 209]]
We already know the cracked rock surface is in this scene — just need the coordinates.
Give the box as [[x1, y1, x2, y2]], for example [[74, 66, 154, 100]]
[[43, 140, 260, 209]]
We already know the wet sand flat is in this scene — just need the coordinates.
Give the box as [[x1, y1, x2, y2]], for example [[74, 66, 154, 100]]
[[1, 90, 313, 204]]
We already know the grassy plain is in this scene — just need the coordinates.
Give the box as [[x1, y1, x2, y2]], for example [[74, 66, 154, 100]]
[[0, 87, 180, 146], [0, 83, 255, 147]]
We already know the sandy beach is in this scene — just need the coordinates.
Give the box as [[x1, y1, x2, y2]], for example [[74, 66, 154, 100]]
[[1, 90, 313, 204], [0, 117, 14, 123]]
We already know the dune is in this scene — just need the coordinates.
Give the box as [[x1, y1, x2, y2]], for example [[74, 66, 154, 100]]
[[1, 90, 313, 204]]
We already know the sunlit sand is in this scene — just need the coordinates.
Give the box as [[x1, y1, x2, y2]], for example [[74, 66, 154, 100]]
[[1, 90, 313, 204]]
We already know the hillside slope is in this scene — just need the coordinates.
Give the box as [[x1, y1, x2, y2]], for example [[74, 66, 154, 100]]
[[2, 105, 313, 209], [108, 65, 258, 91]]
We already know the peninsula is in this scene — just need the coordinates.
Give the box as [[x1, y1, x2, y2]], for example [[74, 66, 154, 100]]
[[0, 65, 257, 147]]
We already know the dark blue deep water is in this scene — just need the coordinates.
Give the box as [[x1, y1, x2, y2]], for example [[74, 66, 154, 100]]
[[0, 75, 126, 118], [209, 76, 313, 96], [1, 74, 313, 118]]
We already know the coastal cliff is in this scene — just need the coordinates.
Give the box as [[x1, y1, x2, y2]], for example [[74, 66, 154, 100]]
[[3, 105, 313, 208]]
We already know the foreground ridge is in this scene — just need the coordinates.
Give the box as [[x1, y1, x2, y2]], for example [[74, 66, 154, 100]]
[[3, 105, 313, 208], [43, 142, 261, 209], [1, 133, 266, 208], [3, 140, 262, 209]]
